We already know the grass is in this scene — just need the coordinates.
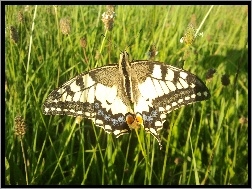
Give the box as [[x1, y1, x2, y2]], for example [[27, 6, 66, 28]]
[[5, 5, 248, 185]]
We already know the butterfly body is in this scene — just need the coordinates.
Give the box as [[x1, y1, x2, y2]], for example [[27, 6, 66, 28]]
[[43, 51, 210, 149]]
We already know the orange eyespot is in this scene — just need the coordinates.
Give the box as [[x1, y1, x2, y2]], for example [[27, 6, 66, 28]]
[[135, 113, 143, 125], [126, 113, 135, 125]]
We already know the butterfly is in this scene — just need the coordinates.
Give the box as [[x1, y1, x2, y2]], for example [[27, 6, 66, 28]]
[[43, 51, 210, 149]]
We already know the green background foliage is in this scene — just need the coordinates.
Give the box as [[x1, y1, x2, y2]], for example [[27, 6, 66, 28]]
[[5, 5, 248, 185]]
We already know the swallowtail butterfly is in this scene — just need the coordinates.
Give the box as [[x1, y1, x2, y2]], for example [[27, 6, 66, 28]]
[[43, 51, 210, 149]]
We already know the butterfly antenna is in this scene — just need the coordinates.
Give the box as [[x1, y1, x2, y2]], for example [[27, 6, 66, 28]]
[[125, 29, 143, 51], [101, 29, 143, 55], [101, 33, 118, 51]]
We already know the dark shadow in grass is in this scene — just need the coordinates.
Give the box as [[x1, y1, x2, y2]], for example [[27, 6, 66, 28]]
[[201, 48, 248, 78]]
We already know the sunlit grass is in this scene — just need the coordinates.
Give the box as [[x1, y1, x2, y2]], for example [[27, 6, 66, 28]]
[[5, 5, 248, 185]]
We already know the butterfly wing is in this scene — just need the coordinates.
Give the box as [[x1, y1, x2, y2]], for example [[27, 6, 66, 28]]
[[43, 64, 133, 136], [43, 51, 211, 149], [131, 61, 211, 145]]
